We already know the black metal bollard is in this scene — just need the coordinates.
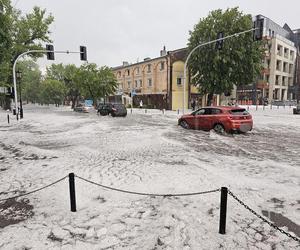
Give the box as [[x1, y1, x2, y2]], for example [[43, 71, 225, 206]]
[[219, 187, 228, 234], [69, 173, 77, 212], [145, 109, 147, 113], [7, 114, 9, 124], [270, 104, 272, 109], [177, 109, 179, 114], [277, 105, 279, 109], [263, 105, 265, 111]]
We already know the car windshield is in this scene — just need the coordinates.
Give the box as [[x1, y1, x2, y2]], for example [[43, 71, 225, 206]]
[[230, 109, 249, 115]]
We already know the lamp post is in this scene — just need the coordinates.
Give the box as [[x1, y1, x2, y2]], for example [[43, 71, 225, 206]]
[[16, 70, 23, 119], [182, 27, 257, 114]]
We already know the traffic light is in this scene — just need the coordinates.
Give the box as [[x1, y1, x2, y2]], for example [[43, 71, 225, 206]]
[[6, 87, 14, 98], [215, 32, 224, 50], [80, 46, 87, 61], [253, 16, 264, 41], [46, 44, 55, 60]]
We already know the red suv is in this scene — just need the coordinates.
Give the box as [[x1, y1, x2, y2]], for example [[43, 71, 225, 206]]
[[178, 106, 253, 133]]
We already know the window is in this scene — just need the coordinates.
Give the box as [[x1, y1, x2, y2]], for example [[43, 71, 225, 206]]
[[127, 69, 130, 76], [118, 71, 121, 78], [147, 64, 151, 73], [289, 64, 293, 74], [284, 48, 289, 58], [276, 60, 281, 71], [277, 45, 282, 56], [282, 76, 286, 86], [283, 62, 288, 72], [211, 108, 222, 114], [272, 31, 275, 37], [147, 78, 152, 87], [268, 29, 271, 37], [127, 81, 131, 88], [194, 109, 205, 115], [177, 77, 182, 85], [135, 80, 138, 88], [275, 75, 280, 85], [290, 51, 295, 60], [139, 80, 143, 87], [160, 62, 165, 70], [136, 67, 140, 74]]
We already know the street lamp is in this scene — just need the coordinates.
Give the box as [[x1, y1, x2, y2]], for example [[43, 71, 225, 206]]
[[16, 70, 23, 119], [182, 27, 258, 114]]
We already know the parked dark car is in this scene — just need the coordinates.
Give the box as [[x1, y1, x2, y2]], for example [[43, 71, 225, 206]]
[[97, 103, 127, 117], [293, 105, 300, 115], [178, 106, 253, 133]]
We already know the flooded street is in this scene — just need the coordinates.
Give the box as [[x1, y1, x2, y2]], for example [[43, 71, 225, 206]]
[[0, 105, 299, 249]]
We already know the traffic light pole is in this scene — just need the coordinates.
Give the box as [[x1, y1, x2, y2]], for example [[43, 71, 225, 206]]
[[12, 49, 83, 119], [182, 27, 257, 114]]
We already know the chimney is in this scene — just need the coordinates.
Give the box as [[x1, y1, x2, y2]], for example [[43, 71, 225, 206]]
[[122, 61, 129, 66], [144, 57, 151, 61], [160, 45, 167, 56]]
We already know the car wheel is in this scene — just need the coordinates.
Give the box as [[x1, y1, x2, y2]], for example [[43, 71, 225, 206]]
[[180, 120, 190, 129], [213, 124, 225, 134]]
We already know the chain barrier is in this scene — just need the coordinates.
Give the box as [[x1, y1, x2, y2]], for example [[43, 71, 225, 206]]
[[0, 175, 68, 202], [75, 175, 220, 197], [228, 190, 300, 243]]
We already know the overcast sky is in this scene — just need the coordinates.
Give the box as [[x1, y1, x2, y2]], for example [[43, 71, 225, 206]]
[[16, 0, 300, 70]]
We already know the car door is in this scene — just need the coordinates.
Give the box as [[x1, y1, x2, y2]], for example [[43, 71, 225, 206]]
[[193, 108, 206, 129], [200, 108, 213, 130], [209, 108, 222, 129]]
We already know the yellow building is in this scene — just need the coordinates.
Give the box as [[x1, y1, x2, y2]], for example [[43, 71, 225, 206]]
[[112, 47, 204, 110]]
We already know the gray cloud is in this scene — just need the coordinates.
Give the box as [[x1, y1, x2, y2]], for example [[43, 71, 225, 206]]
[[16, 0, 300, 70]]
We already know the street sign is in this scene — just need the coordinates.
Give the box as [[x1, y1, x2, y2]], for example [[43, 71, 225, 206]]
[[131, 90, 137, 97], [85, 99, 93, 107], [0, 87, 7, 93]]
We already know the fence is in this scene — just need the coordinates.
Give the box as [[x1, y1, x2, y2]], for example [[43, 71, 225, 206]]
[[0, 173, 299, 244]]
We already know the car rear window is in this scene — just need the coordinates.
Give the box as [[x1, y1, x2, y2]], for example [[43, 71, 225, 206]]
[[114, 104, 126, 109], [230, 109, 249, 115]]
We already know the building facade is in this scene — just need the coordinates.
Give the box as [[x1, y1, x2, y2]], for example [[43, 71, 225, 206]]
[[112, 47, 196, 110], [238, 15, 298, 104], [112, 16, 299, 109]]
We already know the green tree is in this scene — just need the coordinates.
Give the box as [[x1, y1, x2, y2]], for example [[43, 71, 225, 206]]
[[46, 64, 81, 108], [39, 79, 66, 106], [16, 60, 42, 104], [0, 0, 54, 109], [188, 7, 263, 105], [79, 63, 118, 106]]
